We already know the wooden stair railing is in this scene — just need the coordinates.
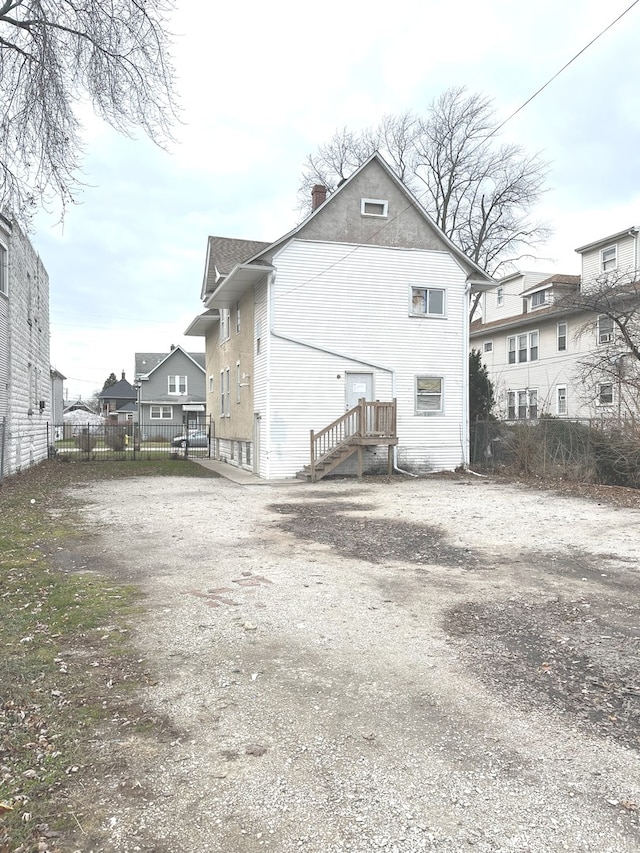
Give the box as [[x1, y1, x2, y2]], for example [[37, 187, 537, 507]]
[[308, 399, 397, 482]]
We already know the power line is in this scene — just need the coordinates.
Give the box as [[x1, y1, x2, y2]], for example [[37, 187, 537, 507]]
[[489, 0, 640, 139]]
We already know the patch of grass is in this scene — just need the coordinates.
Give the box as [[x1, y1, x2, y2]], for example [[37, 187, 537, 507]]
[[0, 459, 210, 851]]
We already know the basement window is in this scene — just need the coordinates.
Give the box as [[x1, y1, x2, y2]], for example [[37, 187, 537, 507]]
[[361, 198, 388, 217]]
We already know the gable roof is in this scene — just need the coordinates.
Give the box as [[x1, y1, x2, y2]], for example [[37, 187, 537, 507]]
[[135, 346, 205, 379], [201, 236, 271, 300], [204, 153, 494, 310], [97, 377, 136, 401], [575, 226, 639, 254]]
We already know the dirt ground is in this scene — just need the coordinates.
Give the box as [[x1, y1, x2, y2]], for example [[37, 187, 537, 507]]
[[54, 472, 640, 853]]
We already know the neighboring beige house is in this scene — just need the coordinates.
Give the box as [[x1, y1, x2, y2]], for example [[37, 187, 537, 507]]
[[0, 213, 52, 478], [470, 226, 640, 421], [186, 153, 493, 480]]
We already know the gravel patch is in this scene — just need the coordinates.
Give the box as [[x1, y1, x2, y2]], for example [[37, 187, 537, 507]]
[[57, 474, 640, 852]]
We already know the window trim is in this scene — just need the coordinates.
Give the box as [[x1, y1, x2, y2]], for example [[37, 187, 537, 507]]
[[507, 330, 539, 364], [496, 286, 504, 307], [601, 245, 617, 272], [415, 375, 444, 416], [557, 321, 567, 352], [483, 340, 493, 354], [507, 388, 538, 420], [556, 385, 568, 416], [360, 198, 388, 218], [0, 240, 7, 297], [150, 405, 173, 420], [530, 290, 547, 309], [597, 314, 614, 345], [410, 286, 446, 318], [597, 383, 614, 406], [220, 308, 230, 343], [168, 375, 187, 395]]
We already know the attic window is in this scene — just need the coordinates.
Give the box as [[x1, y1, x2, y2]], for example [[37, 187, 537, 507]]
[[530, 290, 547, 308], [361, 198, 388, 218]]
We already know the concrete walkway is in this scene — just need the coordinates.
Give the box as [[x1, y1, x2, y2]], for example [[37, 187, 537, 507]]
[[192, 457, 294, 486]]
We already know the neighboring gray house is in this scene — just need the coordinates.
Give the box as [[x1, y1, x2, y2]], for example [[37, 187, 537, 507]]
[[97, 371, 137, 424], [134, 346, 206, 438], [0, 213, 51, 478]]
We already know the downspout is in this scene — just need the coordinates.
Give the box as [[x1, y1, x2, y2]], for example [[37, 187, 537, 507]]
[[269, 271, 416, 477], [461, 280, 472, 468]]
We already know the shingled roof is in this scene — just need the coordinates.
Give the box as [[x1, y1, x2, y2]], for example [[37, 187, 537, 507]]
[[201, 237, 271, 298]]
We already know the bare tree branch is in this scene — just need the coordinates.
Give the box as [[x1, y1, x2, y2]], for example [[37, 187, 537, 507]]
[[298, 86, 551, 277], [0, 0, 179, 221], [558, 273, 640, 416]]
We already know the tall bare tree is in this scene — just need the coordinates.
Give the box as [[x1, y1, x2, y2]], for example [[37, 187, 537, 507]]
[[0, 0, 178, 221], [298, 87, 550, 278]]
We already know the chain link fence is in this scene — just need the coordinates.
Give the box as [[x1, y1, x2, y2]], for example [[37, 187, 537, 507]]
[[470, 417, 640, 488]]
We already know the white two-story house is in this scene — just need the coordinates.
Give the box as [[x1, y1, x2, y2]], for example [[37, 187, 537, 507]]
[[470, 226, 640, 421], [186, 153, 493, 480]]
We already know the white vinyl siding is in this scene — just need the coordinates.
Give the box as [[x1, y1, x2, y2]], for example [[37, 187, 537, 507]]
[[265, 239, 468, 478]]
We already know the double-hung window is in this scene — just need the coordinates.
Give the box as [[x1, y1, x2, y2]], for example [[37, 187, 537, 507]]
[[557, 386, 567, 416], [168, 375, 187, 395], [415, 376, 443, 414], [601, 245, 617, 272], [597, 315, 614, 344], [507, 389, 538, 420], [508, 331, 538, 364], [557, 322, 567, 352], [220, 308, 230, 342], [410, 287, 445, 317], [0, 242, 7, 296], [151, 405, 172, 419], [598, 383, 613, 406], [530, 290, 546, 308], [496, 287, 504, 307]]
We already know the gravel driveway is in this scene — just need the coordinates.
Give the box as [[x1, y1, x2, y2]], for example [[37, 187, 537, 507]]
[[61, 473, 640, 852]]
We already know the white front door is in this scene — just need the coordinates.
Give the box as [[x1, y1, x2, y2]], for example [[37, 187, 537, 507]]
[[346, 373, 373, 410]]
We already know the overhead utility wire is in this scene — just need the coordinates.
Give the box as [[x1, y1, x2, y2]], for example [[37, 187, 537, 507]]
[[488, 0, 640, 140], [278, 1, 639, 300]]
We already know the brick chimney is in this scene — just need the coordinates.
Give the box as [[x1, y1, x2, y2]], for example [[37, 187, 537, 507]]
[[311, 184, 327, 210]]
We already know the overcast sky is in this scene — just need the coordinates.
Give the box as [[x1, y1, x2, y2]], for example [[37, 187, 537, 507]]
[[30, 0, 640, 400]]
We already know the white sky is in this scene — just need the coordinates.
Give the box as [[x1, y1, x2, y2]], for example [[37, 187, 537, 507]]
[[30, 0, 640, 400]]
